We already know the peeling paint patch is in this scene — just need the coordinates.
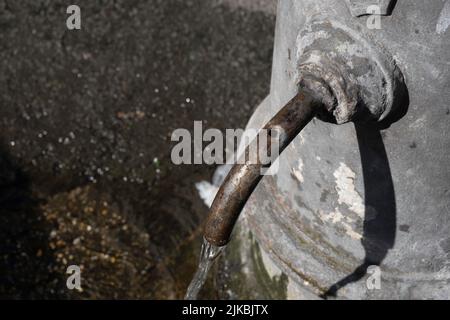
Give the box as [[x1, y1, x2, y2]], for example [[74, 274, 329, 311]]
[[292, 158, 305, 183], [342, 221, 363, 240], [319, 208, 362, 240], [333, 162, 364, 218], [319, 208, 344, 224], [437, 1, 450, 34]]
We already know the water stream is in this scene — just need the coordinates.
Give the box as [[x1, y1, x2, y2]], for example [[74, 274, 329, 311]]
[[185, 238, 225, 300]]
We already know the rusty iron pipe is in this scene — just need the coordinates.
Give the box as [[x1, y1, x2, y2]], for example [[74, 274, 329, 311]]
[[204, 85, 326, 246]]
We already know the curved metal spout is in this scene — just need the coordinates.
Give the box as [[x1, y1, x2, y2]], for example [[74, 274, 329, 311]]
[[204, 85, 325, 246]]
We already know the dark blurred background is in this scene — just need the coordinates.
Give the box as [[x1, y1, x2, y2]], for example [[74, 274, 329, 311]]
[[0, 0, 275, 298]]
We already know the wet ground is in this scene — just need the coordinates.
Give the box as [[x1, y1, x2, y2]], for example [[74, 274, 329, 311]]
[[0, 0, 275, 299]]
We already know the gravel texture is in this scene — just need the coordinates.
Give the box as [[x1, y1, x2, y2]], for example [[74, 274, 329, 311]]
[[0, 0, 275, 299]]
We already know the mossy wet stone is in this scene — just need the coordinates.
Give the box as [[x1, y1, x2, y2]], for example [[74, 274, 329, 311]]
[[216, 225, 288, 299]]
